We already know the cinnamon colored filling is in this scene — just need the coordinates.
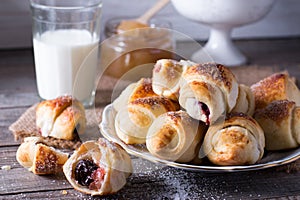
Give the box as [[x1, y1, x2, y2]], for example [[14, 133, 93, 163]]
[[74, 159, 105, 190]]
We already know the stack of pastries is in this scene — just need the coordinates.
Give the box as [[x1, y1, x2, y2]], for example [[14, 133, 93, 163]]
[[251, 73, 300, 150], [113, 59, 300, 166], [14, 59, 300, 196], [16, 95, 133, 196], [17, 95, 87, 176]]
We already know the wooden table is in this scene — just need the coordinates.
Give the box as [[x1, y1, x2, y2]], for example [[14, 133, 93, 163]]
[[1, 39, 300, 199]]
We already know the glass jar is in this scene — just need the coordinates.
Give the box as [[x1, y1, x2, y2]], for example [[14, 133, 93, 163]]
[[100, 18, 176, 79]]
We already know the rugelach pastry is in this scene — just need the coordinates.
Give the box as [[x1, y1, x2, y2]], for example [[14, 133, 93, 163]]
[[36, 95, 86, 140], [202, 113, 265, 166], [113, 78, 157, 112], [254, 100, 300, 150], [113, 78, 179, 144], [63, 138, 132, 196], [16, 137, 69, 175], [179, 62, 239, 124], [146, 110, 207, 163], [152, 59, 195, 100], [251, 73, 300, 110]]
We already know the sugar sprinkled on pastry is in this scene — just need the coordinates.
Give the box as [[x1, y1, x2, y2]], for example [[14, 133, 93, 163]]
[[152, 59, 194, 100], [113, 78, 179, 144], [179, 62, 239, 124], [202, 113, 265, 166], [63, 138, 132, 196], [251, 73, 300, 110], [146, 110, 207, 163], [254, 100, 300, 150], [16, 137, 69, 175], [36, 95, 86, 140]]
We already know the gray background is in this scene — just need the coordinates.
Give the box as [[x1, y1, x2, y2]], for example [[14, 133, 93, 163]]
[[1, 0, 299, 49]]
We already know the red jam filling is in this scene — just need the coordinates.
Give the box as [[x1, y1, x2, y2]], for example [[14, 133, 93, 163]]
[[198, 102, 210, 125], [74, 159, 105, 189], [89, 167, 106, 190]]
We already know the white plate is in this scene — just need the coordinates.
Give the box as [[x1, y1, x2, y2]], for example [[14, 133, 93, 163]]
[[99, 104, 300, 172]]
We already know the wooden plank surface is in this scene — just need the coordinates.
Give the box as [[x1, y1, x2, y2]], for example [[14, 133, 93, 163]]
[[1, 139, 300, 199], [0, 39, 300, 199], [1, 151, 300, 199]]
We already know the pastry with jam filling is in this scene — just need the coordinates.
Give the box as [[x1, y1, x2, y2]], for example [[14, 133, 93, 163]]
[[63, 138, 132, 196], [179, 62, 239, 125]]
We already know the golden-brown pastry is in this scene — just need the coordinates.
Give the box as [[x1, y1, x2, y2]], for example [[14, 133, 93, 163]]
[[113, 77, 179, 144], [113, 78, 157, 112], [232, 84, 255, 116], [63, 138, 132, 196], [202, 113, 265, 166], [115, 96, 179, 144], [254, 100, 300, 150], [152, 59, 195, 100], [146, 110, 207, 163], [16, 137, 69, 175], [251, 73, 300, 110], [36, 95, 86, 140], [179, 62, 239, 124]]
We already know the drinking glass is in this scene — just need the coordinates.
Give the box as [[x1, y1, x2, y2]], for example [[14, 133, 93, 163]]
[[30, 0, 102, 107]]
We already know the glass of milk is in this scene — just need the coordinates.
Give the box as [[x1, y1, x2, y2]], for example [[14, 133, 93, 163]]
[[30, 0, 102, 107]]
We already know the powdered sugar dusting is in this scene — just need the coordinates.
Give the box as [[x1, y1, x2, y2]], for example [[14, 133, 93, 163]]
[[115, 164, 269, 199]]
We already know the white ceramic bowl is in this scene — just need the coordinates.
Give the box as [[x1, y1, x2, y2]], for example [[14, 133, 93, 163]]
[[171, 0, 276, 66]]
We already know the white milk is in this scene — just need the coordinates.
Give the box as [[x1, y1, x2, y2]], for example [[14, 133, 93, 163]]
[[33, 29, 99, 104]]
